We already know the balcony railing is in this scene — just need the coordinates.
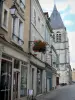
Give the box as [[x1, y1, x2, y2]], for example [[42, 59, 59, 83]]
[[12, 33, 24, 45]]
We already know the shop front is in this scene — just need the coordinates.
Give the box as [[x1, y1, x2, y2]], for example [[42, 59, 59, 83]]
[[30, 55, 46, 96], [46, 67, 52, 92], [0, 43, 28, 100]]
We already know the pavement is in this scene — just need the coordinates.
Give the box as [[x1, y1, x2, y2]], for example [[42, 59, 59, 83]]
[[36, 84, 75, 100]]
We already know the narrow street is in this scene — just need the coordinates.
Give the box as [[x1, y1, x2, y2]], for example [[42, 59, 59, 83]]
[[36, 85, 75, 100]]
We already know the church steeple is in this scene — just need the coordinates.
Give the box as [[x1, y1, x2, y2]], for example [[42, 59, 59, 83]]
[[50, 5, 65, 29], [54, 4, 58, 11]]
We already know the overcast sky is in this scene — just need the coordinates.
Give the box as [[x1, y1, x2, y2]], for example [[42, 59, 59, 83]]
[[39, 0, 75, 69]]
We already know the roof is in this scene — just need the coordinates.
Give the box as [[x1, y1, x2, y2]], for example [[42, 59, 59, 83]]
[[50, 5, 65, 29]]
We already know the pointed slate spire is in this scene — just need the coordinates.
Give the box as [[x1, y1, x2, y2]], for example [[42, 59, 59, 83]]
[[50, 5, 65, 29]]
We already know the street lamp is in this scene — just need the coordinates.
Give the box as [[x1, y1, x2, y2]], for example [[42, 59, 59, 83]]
[[10, 5, 17, 17]]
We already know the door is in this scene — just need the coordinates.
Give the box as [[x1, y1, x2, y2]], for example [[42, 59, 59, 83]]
[[13, 71, 19, 100], [56, 77, 59, 85], [47, 79, 49, 92], [49, 78, 52, 90]]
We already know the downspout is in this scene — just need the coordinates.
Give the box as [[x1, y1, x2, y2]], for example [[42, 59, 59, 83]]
[[27, 0, 31, 96], [0, 1, 4, 98]]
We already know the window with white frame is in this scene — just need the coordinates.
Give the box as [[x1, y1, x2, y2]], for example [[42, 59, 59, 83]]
[[3, 9, 7, 27], [12, 16, 24, 45], [1, 4, 9, 30], [34, 9, 36, 26]]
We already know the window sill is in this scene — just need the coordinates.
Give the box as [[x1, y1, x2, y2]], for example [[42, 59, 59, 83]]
[[11, 39, 23, 48], [1, 25, 8, 32]]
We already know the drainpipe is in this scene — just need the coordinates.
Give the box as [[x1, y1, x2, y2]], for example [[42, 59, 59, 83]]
[[27, 0, 32, 97], [0, 0, 5, 98]]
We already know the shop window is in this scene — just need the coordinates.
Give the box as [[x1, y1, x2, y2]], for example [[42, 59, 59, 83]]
[[14, 59, 19, 69], [37, 69, 42, 94], [20, 65, 27, 96], [1, 57, 12, 100]]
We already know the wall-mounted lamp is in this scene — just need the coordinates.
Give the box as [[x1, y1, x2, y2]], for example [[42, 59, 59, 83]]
[[10, 5, 17, 17]]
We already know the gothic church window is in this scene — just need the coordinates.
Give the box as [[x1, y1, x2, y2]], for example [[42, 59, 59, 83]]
[[56, 34, 61, 42], [59, 34, 61, 42]]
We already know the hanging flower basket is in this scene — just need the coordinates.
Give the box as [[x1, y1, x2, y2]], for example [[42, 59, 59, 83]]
[[33, 40, 46, 53]]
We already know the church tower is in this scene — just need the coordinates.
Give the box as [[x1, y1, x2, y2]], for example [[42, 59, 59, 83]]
[[50, 5, 70, 84]]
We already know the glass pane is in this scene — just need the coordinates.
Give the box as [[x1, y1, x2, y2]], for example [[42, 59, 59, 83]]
[[20, 66, 27, 97], [1, 59, 12, 100], [37, 69, 42, 94], [13, 72, 18, 100], [14, 59, 19, 69]]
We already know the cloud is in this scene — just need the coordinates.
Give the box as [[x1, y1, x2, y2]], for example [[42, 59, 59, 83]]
[[67, 0, 75, 14], [39, 0, 75, 69], [70, 62, 75, 69], [68, 31, 75, 68], [39, 0, 68, 16], [64, 20, 73, 26]]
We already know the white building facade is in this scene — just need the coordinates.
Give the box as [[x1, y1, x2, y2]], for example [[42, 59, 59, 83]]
[[30, 0, 47, 95]]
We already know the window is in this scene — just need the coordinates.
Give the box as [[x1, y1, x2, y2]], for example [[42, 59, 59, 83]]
[[20, 65, 27, 96], [3, 9, 7, 27], [19, 20, 24, 45], [12, 16, 24, 45], [34, 9, 36, 25], [53, 34, 55, 42], [38, 17, 40, 22], [14, 59, 19, 69], [20, 0, 25, 9], [1, 4, 9, 31], [37, 69, 42, 94], [59, 34, 61, 42], [56, 34, 61, 42], [56, 34, 59, 42]]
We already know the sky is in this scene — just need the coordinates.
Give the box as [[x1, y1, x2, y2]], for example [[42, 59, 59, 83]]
[[39, 0, 75, 69]]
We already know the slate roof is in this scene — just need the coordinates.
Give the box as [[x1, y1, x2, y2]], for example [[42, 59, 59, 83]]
[[50, 5, 65, 29]]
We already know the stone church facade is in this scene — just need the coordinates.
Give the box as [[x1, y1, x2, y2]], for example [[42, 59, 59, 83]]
[[50, 5, 71, 84]]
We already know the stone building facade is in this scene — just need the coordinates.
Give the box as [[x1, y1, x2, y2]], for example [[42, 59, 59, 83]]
[[50, 5, 71, 84]]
